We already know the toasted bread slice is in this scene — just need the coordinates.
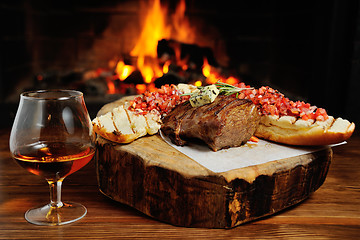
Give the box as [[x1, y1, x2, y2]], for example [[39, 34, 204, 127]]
[[144, 111, 162, 135], [255, 115, 355, 146], [125, 109, 148, 138], [92, 107, 139, 144], [92, 104, 161, 144]]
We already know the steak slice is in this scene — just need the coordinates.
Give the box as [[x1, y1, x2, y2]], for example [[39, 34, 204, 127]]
[[161, 95, 260, 151]]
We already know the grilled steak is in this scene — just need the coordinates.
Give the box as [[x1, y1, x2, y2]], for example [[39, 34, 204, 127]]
[[161, 95, 261, 151]]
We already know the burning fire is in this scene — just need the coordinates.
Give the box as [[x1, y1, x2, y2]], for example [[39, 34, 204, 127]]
[[202, 57, 240, 86], [106, 0, 240, 94], [115, 60, 135, 81], [126, 0, 195, 85]]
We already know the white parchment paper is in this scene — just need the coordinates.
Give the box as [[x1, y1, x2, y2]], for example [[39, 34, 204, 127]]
[[160, 131, 342, 173]]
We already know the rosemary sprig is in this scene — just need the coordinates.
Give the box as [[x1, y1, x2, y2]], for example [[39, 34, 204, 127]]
[[215, 81, 253, 97], [180, 80, 253, 98]]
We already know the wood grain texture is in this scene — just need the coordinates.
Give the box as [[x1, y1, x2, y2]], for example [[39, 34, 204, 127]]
[[96, 133, 332, 228], [1, 127, 360, 238]]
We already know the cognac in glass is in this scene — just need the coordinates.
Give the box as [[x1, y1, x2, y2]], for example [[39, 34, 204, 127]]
[[9, 90, 95, 226]]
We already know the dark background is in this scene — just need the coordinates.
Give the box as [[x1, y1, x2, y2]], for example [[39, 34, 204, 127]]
[[1, 0, 359, 127]]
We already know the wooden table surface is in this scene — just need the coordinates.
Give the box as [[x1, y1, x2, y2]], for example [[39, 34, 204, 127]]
[[1, 127, 360, 239]]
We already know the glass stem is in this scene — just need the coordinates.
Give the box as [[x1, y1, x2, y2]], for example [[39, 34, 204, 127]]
[[48, 180, 64, 208]]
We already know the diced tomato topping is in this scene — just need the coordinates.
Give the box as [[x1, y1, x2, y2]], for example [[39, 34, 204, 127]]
[[128, 84, 190, 116], [233, 83, 329, 121]]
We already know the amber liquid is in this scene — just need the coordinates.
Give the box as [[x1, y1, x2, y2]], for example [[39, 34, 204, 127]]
[[13, 142, 95, 181]]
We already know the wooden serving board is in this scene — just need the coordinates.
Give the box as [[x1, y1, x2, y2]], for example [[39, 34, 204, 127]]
[[95, 99, 332, 228]]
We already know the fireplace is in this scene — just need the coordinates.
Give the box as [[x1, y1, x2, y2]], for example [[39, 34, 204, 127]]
[[1, 0, 360, 127]]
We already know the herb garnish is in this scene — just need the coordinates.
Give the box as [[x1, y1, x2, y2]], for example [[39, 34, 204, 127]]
[[215, 81, 254, 97], [181, 81, 253, 98]]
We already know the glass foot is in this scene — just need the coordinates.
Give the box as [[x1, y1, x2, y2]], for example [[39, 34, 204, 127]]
[[25, 202, 87, 226]]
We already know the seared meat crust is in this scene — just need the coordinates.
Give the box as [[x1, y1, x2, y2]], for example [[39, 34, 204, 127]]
[[161, 95, 260, 151]]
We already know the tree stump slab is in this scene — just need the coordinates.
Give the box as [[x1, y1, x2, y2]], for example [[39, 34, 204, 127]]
[[95, 99, 332, 228]]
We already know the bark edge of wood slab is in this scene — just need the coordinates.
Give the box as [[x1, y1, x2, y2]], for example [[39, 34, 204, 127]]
[[95, 133, 332, 228]]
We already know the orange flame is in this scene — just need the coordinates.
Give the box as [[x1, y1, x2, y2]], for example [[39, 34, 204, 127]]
[[136, 84, 147, 94], [202, 57, 218, 84], [202, 57, 211, 78], [225, 76, 238, 85], [128, 0, 196, 85], [130, 0, 170, 58], [130, 0, 170, 83], [115, 60, 135, 81], [171, 0, 196, 43], [194, 80, 202, 87], [163, 60, 171, 74], [107, 81, 116, 94], [202, 57, 241, 85]]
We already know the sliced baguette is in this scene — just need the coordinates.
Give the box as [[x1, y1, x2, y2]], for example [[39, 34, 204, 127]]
[[92, 105, 161, 144], [255, 115, 355, 146], [126, 109, 148, 138], [144, 111, 162, 134]]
